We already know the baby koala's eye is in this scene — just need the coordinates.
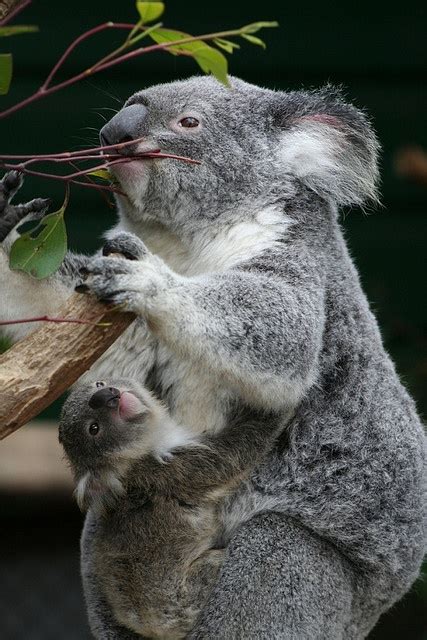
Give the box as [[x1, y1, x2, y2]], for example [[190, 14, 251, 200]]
[[88, 422, 100, 436], [179, 116, 200, 128], [95, 381, 105, 388]]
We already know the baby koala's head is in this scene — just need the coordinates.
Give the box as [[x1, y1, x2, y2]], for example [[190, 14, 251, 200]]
[[59, 378, 164, 510]]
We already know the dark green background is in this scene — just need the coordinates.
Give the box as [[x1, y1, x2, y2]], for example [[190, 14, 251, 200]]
[[1, 1, 426, 638]]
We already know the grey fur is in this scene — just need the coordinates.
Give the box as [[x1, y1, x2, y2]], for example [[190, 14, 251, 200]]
[[0, 75, 425, 639], [59, 378, 279, 638]]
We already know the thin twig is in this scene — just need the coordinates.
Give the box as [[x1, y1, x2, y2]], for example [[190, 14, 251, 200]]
[[41, 22, 136, 90], [0, 25, 249, 119]]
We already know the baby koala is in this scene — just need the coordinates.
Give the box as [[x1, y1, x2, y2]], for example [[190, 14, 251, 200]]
[[59, 378, 279, 639]]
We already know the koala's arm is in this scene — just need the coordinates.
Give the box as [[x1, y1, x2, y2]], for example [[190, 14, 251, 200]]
[[131, 410, 279, 502], [79, 233, 326, 410]]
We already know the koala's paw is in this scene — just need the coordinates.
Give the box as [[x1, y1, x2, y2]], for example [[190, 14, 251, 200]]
[[0, 171, 51, 244], [102, 232, 147, 261], [75, 247, 172, 313]]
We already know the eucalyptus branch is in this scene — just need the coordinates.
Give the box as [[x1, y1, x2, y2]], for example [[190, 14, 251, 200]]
[[0, 20, 271, 119], [40, 22, 137, 90], [0, 137, 200, 194]]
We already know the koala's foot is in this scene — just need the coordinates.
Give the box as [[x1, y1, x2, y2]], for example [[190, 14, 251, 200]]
[[0, 171, 50, 244], [75, 232, 177, 312]]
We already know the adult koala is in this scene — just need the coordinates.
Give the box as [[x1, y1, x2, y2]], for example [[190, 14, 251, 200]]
[[0, 76, 425, 639]]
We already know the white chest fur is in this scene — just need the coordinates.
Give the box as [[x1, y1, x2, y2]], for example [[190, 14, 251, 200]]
[[109, 205, 291, 276]]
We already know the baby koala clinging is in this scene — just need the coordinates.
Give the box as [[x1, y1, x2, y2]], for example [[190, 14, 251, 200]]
[[59, 378, 279, 639]]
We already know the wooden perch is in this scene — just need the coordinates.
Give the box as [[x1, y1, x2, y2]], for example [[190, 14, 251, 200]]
[[0, 293, 135, 440]]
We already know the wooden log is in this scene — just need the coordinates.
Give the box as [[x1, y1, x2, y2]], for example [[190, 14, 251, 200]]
[[0, 293, 135, 439]]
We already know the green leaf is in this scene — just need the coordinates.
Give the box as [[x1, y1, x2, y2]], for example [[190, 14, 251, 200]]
[[148, 27, 191, 54], [241, 34, 266, 48], [0, 25, 39, 37], [0, 53, 12, 95], [241, 21, 279, 34], [192, 45, 229, 86], [136, 1, 165, 23], [213, 38, 240, 54], [9, 200, 68, 280], [88, 169, 111, 180], [149, 29, 229, 85]]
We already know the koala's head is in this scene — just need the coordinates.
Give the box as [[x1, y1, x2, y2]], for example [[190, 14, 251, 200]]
[[100, 75, 379, 233], [59, 378, 157, 509]]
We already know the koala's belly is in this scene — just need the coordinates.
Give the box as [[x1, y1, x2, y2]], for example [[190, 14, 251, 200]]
[[152, 344, 233, 435]]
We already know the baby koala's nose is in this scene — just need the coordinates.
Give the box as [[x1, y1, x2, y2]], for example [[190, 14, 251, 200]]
[[89, 387, 121, 410]]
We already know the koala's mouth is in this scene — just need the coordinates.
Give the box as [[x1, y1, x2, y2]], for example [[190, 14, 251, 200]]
[[89, 387, 145, 421], [118, 391, 145, 421], [106, 146, 201, 176]]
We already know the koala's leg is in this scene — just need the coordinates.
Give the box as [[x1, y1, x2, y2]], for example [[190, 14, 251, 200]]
[[81, 511, 144, 640], [188, 512, 355, 640]]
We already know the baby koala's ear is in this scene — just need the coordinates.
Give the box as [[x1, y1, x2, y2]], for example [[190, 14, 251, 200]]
[[75, 471, 124, 512]]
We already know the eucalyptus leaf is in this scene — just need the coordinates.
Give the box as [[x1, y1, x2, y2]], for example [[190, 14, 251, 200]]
[[0, 25, 39, 37], [149, 29, 229, 85], [241, 34, 266, 48], [9, 204, 67, 279], [88, 169, 111, 180], [241, 21, 279, 34], [148, 27, 191, 54], [213, 38, 240, 54], [0, 53, 12, 95], [136, 1, 165, 23], [192, 45, 229, 86]]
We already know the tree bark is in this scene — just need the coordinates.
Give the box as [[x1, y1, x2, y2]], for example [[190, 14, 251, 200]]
[[0, 0, 25, 21], [0, 293, 135, 439]]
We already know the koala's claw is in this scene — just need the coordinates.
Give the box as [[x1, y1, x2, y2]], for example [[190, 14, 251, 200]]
[[0, 171, 51, 243], [102, 232, 147, 261], [0, 171, 23, 204], [75, 282, 89, 293]]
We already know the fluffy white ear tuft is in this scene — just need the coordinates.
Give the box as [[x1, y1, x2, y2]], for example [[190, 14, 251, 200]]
[[273, 88, 380, 207]]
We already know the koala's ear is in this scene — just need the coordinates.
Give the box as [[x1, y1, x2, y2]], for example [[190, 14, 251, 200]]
[[273, 87, 380, 206]]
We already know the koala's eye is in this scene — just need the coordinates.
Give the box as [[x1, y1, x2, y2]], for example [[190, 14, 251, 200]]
[[89, 422, 100, 436], [179, 116, 200, 129], [95, 381, 105, 388]]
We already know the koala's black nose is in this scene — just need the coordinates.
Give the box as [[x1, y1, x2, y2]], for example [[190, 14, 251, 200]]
[[99, 104, 148, 150], [89, 387, 121, 410]]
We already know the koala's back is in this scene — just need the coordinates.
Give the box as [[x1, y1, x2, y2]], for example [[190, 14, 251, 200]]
[[92, 493, 222, 639], [225, 237, 426, 614]]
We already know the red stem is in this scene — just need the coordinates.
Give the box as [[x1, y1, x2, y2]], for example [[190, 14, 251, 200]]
[[0, 136, 158, 160], [41, 22, 136, 90], [0, 150, 200, 195], [0, 0, 32, 26], [0, 26, 241, 119]]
